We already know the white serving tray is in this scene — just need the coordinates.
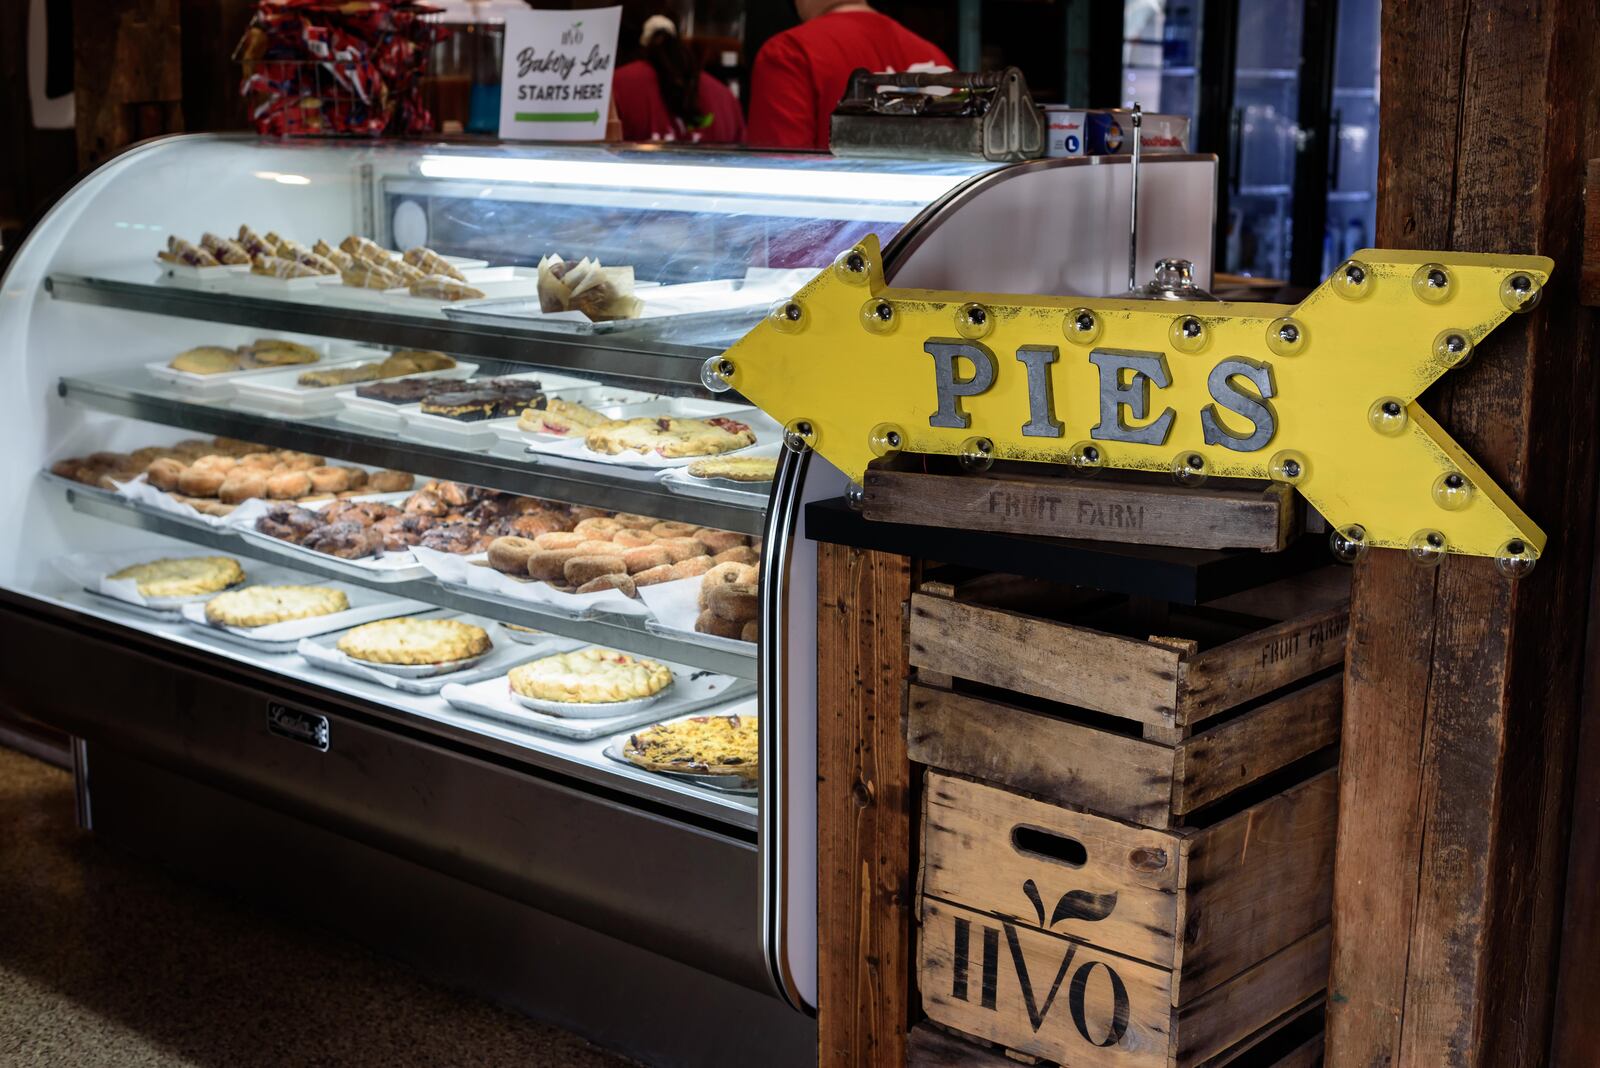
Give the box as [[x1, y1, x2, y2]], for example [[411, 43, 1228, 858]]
[[143, 337, 336, 396], [229, 357, 479, 417], [297, 617, 583, 693], [179, 584, 432, 654], [225, 493, 435, 584], [519, 400, 775, 470], [441, 665, 751, 740]]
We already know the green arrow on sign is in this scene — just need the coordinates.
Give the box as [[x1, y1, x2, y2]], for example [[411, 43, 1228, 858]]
[[515, 111, 601, 123]]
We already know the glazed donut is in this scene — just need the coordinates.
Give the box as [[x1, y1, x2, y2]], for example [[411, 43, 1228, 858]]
[[366, 469, 414, 493], [612, 512, 658, 529], [177, 467, 226, 497], [306, 466, 353, 494], [692, 528, 746, 554], [188, 454, 237, 475], [534, 531, 587, 551], [612, 528, 659, 548], [576, 573, 637, 597], [740, 620, 759, 643], [526, 547, 589, 583], [621, 545, 672, 574], [563, 554, 627, 587], [707, 582, 759, 624], [695, 610, 744, 640], [145, 458, 186, 491], [669, 555, 715, 579], [631, 563, 676, 587], [487, 536, 541, 575], [267, 471, 313, 499], [712, 545, 760, 566], [573, 517, 623, 538], [657, 536, 709, 563], [650, 521, 699, 539], [218, 472, 270, 503]]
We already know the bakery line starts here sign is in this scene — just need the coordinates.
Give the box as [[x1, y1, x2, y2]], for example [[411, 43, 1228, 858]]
[[715, 234, 1552, 561], [499, 6, 621, 140]]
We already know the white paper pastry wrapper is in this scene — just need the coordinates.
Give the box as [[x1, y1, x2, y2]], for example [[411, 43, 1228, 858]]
[[637, 577, 758, 654], [440, 664, 750, 740], [179, 585, 432, 648], [410, 544, 663, 618], [296, 618, 584, 693], [113, 475, 235, 527]]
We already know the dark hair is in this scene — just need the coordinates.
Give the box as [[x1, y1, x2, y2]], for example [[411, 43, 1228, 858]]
[[644, 27, 704, 125]]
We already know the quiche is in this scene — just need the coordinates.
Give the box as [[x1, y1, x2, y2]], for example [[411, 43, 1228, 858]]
[[585, 416, 756, 459], [687, 456, 778, 483], [623, 714, 758, 781], [109, 555, 245, 598], [508, 647, 672, 704], [337, 617, 491, 665], [204, 585, 349, 628]]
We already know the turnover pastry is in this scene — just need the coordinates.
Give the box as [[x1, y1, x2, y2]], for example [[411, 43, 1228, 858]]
[[409, 276, 484, 301], [508, 647, 672, 704], [623, 714, 757, 781], [688, 456, 778, 483], [585, 417, 756, 459], [336, 617, 491, 665], [108, 556, 244, 598], [518, 397, 609, 436], [204, 584, 349, 628]]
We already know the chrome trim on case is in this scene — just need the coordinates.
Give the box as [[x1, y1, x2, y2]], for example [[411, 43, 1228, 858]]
[[758, 442, 811, 1012]]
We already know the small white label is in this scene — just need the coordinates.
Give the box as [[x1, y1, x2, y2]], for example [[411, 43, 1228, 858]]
[[498, 7, 622, 141]]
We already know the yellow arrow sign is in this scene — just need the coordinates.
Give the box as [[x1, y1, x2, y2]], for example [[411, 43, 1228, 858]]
[[717, 235, 1549, 562]]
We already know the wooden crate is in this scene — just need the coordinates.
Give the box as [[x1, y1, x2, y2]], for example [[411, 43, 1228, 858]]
[[908, 568, 1350, 736], [917, 769, 1338, 1067]]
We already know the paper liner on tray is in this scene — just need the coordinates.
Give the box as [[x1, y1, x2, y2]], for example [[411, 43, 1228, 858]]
[[296, 619, 583, 694], [410, 544, 667, 618], [113, 475, 235, 527], [439, 664, 749, 741], [636, 576, 757, 654]]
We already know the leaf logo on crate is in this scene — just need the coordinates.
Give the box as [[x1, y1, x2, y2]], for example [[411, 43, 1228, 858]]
[[947, 879, 1129, 1048]]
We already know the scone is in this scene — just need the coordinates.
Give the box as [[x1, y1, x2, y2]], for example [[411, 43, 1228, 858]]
[[508, 647, 672, 704], [585, 416, 756, 458], [623, 714, 758, 781], [204, 585, 349, 628], [336, 617, 491, 665], [687, 456, 779, 482], [109, 556, 244, 598]]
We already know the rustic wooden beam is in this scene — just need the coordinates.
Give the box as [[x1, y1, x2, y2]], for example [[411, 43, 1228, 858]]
[[816, 543, 913, 1068], [1583, 159, 1600, 306], [862, 467, 1298, 551], [1327, 2, 1600, 1065], [73, 0, 184, 168]]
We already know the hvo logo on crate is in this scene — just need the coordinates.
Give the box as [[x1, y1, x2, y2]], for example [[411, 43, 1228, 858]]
[[712, 235, 1550, 569]]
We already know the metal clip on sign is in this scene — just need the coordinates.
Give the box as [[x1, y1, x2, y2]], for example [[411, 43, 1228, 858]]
[[713, 235, 1550, 567]]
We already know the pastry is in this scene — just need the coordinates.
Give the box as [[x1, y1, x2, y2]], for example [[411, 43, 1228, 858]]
[[508, 647, 672, 704], [204, 584, 349, 628], [306, 466, 354, 494], [255, 502, 325, 542], [218, 471, 269, 503], [621, 545, 671, 574], [382, 349, 456, 374], [409, 275, 485, 301], [526, 547, 587, 582], [631, 564, 676, 587], [401, 247, 466, 281], [418, 388, 500, 422], [366, 470, 414, 493], [700, 562, 758, 606], [301, 521, 383, 559], [313, 240, 354, 270], [657, 537, 709, 563], [266, 471, 313, 499], [576, 573, 636, 596], [487, 536, 540, 575], [687, 456, 779, 483], [622, 714, 757, 780], [693, 528, 747, 554], [200, 232, 251, 265], [320, 500, 399, 527], [337, 618, 490, 665], [518, 397, 609, 436], [109, 556, 244, 598], [694, 610, 745, 640], [669, 555, 715, 579], [341, 261, 402, 290], [612, 529, 658, 548], [297, 363, 385, 388], [242, 338, 320, 366], [372, 513, 434, 550], [651, 521, 699, 539], [237, 225, 275, 257], [251, 254, 319, 279], [177, 467, 226, 497], [564, 555, 626, 586], [144, 457, 186, 490], [712, 545, 760, 566], [159, 236, 220, 267], [584, 417, 756, 458], [534, 531, 587, 551], [705, 582, 759, 624], [418, 521, 481, 554], [741, 621, 759, 643], [573, 517, 623, 539], [485, 512, 568, 539], [340, 235, 390, 262], [355, 377, 457, 404], [170, 346, 243, 375]]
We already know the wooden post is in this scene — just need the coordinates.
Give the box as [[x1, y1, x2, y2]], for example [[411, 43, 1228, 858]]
[[73, 0, 184, 169], [816, 543, 914, 1068], [1327, 3, 1600, 1066]]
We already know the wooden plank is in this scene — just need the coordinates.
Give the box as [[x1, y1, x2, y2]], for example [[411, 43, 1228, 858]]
[[1173, 675, 1343, 816], [922, 772, 1183, 968], [1330, 3, 1600, 1064], [1583, 158, 1600, 306], [1179, 604, 1348, 727], [1200, 568, 1350, 624], [907, 684, 1177, 828], [816, 544, 913, 1068], [1271, 1034, 1326, 1068], [74, 0, 184, 168], [909, 593, 1184, 727], [1172, 929, 1331, 1068], [1175, 771, 1338, 1001], [906, 1023, 1016, 1067], [862, 468, 1297, 551], [920, 897, 1177, 1068]]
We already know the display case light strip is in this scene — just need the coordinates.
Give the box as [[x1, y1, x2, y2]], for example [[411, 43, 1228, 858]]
[[413, 155, 971, 204]]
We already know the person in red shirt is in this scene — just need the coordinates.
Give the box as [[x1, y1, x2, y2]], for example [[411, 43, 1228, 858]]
[[612, 15, 746, 144], [746, 1, 953, 150]]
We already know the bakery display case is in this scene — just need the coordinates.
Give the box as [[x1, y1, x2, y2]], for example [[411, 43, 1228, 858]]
[[0, 136, 1217, 1066]]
